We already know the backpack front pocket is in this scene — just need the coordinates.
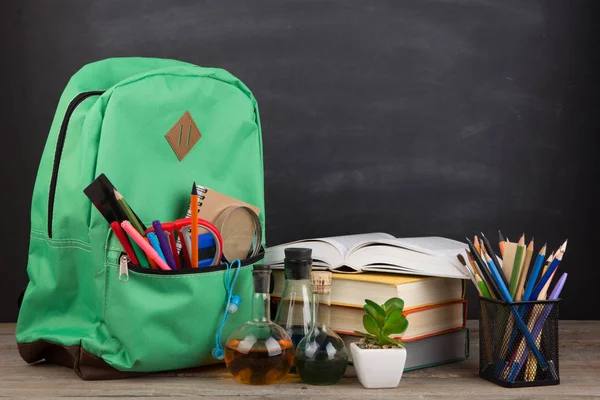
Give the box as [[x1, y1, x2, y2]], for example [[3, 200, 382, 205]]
[[96, 252, 258, 372]]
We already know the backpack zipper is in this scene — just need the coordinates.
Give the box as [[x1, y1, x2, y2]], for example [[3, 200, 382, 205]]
[[47, 90, 105, 238]]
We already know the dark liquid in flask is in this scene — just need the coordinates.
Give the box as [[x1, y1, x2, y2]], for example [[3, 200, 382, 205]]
[[288, 326, 309, 373], [295, 334, 348, 385], [225, 339, 295, 385]]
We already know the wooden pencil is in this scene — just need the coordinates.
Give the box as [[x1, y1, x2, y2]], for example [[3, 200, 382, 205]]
[[509, 234, 526, 298], [114, 189, 146, 235], [498, 230, 506, 256], [516, 238, 535, 301]]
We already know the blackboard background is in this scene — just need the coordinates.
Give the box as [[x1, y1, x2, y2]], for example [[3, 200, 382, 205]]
[[2, 0, 598, 322]]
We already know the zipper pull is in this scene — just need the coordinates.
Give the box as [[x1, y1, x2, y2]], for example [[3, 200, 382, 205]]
[[119, 255, 130, 283]]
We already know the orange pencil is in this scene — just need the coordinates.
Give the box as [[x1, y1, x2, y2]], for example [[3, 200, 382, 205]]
[[191, 182, 199, 268], [474, 236, 481, 254], [498, 230, 506, 256]]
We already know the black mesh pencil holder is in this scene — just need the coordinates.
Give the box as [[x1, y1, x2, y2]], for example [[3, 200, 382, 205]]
[[479, 297, 560, 388]]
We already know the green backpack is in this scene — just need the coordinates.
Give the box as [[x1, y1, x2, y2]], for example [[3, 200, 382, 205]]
[[16, 58, 266, 379]]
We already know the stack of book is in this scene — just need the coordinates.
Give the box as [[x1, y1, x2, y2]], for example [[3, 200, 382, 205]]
[[266, 233, 470, 371]]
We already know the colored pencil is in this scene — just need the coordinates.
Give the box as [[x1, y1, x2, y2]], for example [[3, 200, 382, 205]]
[[474, 235, 481, 254], [457, 254, 478, 287], [523, 244, 547, 301], [509, 234, 526, 298], [191, 182, 199, 268], [498, 230, 506, 256], [512, 273, 567, 382], [530, 251, 563, 300], [516, 238, 534, 301], [467, 251, 494, 299], [482, 251, 549, 370], [481, 232, 509, 288], [466, 239, 501, 299], [114, 189, 146, 235]]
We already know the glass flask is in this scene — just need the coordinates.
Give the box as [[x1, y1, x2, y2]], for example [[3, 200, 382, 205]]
[[295, 271, 348, 385], [274, 248, 313, 349], [225, 265, 294, 385]]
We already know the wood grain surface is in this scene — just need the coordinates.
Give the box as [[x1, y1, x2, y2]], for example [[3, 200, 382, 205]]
[[1, 321, 599, 399]]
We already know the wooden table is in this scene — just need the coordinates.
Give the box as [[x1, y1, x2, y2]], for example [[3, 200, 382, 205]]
[[1, 321, 599, 399]]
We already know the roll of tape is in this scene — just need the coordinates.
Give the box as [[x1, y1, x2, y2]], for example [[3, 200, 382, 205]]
[[213, 206, 262, 261]]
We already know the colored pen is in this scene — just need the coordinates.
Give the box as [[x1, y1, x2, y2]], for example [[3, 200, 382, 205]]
[[121, 221, 171, 271], [147, 232, 167, 263], [523, 244, 547, 301], [191, 183, 199, 268], [152, 220, 177, 270], [530, 250, 563, 300], [110, 221, 139, 265]]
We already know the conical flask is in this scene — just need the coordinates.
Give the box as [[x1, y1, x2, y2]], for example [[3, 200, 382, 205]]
[[274, 248, 313, 348]]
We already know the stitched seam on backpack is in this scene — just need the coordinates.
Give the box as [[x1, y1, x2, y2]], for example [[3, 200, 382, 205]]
[[30, 235, 92, 252], [30, 230, 92, 247], [100, 232, 113, 358]]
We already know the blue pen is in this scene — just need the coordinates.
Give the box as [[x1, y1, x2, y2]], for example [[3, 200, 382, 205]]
[[523, 244, 547, 301], [530, 251, 562, 301], [483, 252, 548, 371], [147, 232, 167, 263]]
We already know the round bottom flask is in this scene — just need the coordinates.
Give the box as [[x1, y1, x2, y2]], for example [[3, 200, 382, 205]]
[[225, 265, 294, 385]]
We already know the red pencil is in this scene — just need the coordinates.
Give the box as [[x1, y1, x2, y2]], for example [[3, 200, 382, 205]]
[[110, 221, 140, 265]]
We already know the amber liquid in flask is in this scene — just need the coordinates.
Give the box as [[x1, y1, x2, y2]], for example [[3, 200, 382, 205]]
[[225, 265, 294, 385]]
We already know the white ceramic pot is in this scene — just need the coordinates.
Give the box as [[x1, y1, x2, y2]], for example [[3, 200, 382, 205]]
[[350, 342, 407, 389]]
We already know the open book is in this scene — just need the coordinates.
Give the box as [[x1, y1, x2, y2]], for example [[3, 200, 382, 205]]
[[265, 233, 469, 279]]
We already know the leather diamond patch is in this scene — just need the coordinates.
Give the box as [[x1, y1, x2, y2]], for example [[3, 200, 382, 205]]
[[165, 111, 202, 161]]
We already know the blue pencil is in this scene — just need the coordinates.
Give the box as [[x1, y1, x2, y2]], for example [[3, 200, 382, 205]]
[[147, 232, 167, 263], [523, 244, 547, 301], [483, 251, 548, 371], [530, 251, 563, 300]]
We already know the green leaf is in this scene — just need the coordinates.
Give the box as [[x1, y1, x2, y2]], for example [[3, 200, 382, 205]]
[[384, 309, 405, 327], [383, 297, 405, 313], [365, 299, 386, 326], [377, 334, 400, 347], [363, 314, 380, 336], [354, 330, 376, 339], [382, 318, 409, 337]]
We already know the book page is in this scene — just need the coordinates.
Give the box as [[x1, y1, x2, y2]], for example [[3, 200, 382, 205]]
[[375, 237, 468, 272], [323, 232, 395, 255]]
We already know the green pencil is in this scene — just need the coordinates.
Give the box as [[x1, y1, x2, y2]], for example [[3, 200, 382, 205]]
[[114, 189, 146, 236], [509, 234, 526, 298]]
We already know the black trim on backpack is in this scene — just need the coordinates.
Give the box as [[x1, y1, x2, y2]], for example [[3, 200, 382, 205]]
[[47, 91, 105, 238]]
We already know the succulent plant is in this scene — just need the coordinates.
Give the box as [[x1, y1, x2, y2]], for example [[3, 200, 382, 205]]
[[354, 297, 408, 348]]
